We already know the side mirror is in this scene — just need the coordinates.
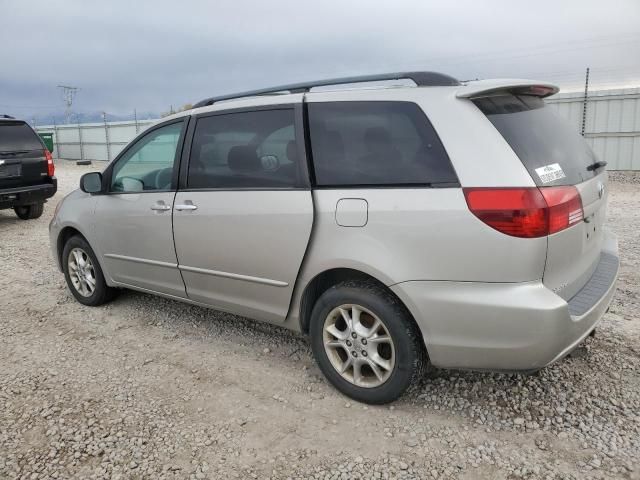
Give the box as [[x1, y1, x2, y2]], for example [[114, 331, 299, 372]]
[[80, 172, 103, 194]]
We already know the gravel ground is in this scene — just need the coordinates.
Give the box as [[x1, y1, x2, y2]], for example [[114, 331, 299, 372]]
[[1, 161, 639, 480]]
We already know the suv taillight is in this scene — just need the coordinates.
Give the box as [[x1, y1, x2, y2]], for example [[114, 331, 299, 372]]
[[45, 149, 55, 177], [463, 186, 583, 238]]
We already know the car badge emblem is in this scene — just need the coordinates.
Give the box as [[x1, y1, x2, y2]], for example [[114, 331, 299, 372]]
[[598, 182, 605, 199]]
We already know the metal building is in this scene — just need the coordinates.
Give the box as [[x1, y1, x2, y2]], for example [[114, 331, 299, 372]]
[[36, 119, 154, 162], [546, 87, 640, 170]]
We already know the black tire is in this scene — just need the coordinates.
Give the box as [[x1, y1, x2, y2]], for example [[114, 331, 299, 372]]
[[14, 203, 44, 220], [309, 280, 425, 404], [62, 235, 115, 306]]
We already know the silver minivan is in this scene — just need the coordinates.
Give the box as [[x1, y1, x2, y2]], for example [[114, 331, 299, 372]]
[[49, 72, 619, 403]]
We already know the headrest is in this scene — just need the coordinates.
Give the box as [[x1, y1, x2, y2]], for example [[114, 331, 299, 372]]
[[286, 140, 297, 162], [228, 145, 260, 173]]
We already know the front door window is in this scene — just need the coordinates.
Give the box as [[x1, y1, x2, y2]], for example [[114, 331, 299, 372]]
[[111, 122, 183, 193]]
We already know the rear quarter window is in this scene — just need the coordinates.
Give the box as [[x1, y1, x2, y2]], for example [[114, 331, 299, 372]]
[[473, 94, 599, 186], [307, 101, 458, 187], [0, 121, 43, 152]]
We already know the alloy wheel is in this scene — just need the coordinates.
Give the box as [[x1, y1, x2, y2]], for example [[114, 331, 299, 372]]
[[322, 304, 395, 388], [68, 247, 96, 297]]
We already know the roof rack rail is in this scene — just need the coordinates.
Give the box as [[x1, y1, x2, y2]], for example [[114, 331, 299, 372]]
[[193, 71, 460, 108], [0, 114, 16, 119]]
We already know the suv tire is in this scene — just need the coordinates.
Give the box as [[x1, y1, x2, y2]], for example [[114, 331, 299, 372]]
[[62, 235, 116, 306], [309, 280, 425, 404], [14, 203, 44, 220]]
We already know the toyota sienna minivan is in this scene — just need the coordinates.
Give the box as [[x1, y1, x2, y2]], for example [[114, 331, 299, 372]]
[[50, 72, 619, 403]]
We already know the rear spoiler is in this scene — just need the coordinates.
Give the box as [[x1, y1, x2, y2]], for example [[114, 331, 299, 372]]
[[456, 79, 559, 99]]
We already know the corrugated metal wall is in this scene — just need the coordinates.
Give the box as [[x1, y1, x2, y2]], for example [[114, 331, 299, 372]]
[[36, 87, 640, 169], [36, 120, 154, 162], [546, 87, 640, 170]]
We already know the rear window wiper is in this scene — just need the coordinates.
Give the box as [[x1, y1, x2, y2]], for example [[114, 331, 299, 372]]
[[586, 160, 607, 171]]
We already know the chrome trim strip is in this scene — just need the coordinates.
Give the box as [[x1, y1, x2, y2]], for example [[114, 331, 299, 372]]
[[103, 253, 177, 269], [178, 265, 288, 287]]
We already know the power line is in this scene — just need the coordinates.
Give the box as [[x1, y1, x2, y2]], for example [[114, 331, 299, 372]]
[[0, 103, 60, 109], [540, 65, 640, 79], [373, 35, 640, 73]]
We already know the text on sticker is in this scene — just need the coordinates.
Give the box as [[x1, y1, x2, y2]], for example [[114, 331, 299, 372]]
[[534, 163, 566, 184]]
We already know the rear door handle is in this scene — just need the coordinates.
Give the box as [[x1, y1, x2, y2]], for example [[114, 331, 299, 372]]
[[174, 202, 198, 211], [150, 201, 171, 212]]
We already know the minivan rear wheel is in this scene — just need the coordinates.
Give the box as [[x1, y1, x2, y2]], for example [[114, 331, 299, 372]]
[[309, 280, 425, 404], [14, 202, 44, 220], [62, 235, 115, 306]]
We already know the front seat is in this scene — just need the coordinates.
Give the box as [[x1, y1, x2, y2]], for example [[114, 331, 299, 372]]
[[228, 145, 261, 173], [275, 140, 298, 184], [227, 145, 261, 187]]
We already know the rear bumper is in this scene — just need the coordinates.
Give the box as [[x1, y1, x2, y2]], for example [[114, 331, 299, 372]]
[[0, 179, 57, 209], [391, 229, 619, 371]]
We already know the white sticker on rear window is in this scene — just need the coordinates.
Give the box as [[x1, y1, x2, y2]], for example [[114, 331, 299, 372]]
[[535, 163, 566, 184]]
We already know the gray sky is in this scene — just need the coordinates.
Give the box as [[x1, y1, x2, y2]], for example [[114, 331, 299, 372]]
[[1, 0, 639, 118]]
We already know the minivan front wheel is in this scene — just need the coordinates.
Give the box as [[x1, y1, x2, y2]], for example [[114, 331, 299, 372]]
[[62, 235, 115, 306], [310, 280, 425, 404]]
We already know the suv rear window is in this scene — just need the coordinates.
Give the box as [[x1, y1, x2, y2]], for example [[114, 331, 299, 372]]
[[0, 121, 43, 152], [307, 101, 458, 187], [474, 94, 599, 186]]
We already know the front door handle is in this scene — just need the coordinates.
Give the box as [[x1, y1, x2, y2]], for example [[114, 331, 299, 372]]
[[175, 202, 198, 211], [150, 201, 171, 212]]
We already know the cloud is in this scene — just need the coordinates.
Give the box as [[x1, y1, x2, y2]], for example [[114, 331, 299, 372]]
[[1, 0, 639, 117]]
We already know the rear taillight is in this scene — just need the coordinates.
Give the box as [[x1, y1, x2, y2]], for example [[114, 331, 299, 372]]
[[539, 186, 584, 234], [463, 186, 583, 238], [45, 149, 55, 177]]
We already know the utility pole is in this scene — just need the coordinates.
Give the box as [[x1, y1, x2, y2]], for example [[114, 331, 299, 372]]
[[53, 119, 60, 158], [103, 112, 111, 162], [77, 113, 85, 163], [581, 67, 590, 137], [57, 85, 80, 124], [134, 108, 139, 134]]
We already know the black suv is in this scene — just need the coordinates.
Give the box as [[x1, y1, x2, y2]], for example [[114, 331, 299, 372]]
[[0, 115, 57, 219]]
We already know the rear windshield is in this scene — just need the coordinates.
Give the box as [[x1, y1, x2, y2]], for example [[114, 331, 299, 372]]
[[0, 121, 43, 152], [474, 94, 599, 186]]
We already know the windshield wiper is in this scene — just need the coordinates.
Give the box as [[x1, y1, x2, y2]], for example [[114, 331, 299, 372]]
[[587, 160, 607, 171]]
